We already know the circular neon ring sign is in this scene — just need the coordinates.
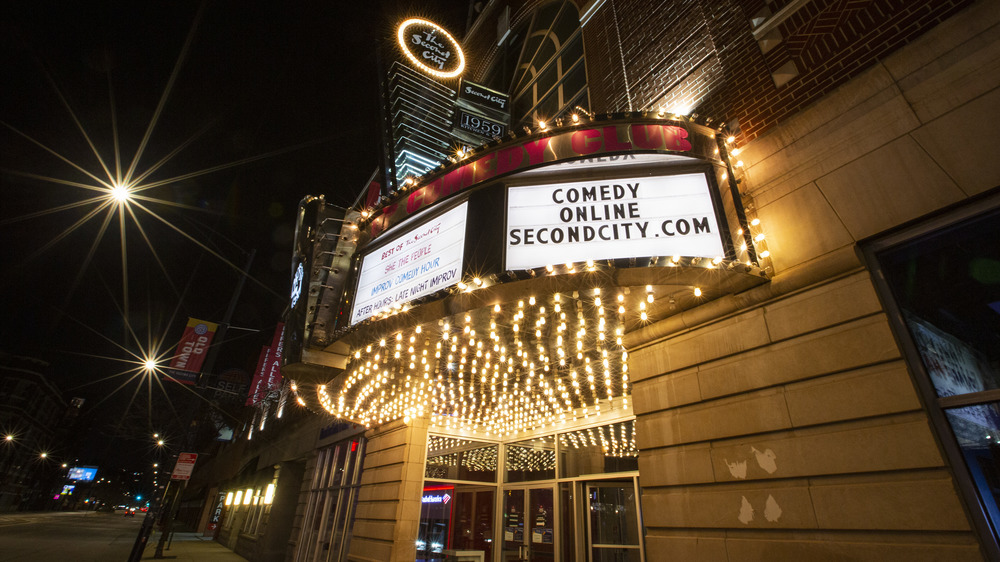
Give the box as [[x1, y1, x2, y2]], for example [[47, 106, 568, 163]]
[[397, 18, 465, 79]]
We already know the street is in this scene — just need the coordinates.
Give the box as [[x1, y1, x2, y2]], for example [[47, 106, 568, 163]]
[[0, 511, 141, 561]]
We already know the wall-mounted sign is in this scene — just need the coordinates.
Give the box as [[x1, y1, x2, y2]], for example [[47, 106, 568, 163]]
[[455, 109, 507, 139], [290, 262, 304, 309], [505, 173, 725, 269], [351, 202, 469, 324], [397, 18, 465, 79], [459, 80, 508, 112]]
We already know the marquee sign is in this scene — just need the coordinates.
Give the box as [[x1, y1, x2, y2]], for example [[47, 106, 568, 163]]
[[351, 202, 469, 324], [397, 18, 465, 79], [366, 122, 714, 239], [505, 173, 725, 269]]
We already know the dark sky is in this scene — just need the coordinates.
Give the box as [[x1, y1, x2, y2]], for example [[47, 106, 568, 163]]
[[1, 1, 469, 452]]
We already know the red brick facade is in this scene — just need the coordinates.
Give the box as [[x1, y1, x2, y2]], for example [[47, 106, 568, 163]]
[[581, 0, 972, 142]]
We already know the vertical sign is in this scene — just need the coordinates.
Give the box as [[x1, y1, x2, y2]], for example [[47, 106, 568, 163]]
[[246, 323, 285, 405], [171, 453, 198, 481]]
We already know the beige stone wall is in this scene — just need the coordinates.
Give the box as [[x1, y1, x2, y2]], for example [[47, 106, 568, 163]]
[[629, 1, 999, 560], [347, 418, 429, 562]]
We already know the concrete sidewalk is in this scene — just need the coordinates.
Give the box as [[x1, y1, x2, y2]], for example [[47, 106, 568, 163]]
[[141, 531, 247, 561]]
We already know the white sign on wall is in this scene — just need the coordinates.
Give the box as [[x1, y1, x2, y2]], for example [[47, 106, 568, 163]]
[[505, 173, 725, 270], [351, 202, 468, 324]]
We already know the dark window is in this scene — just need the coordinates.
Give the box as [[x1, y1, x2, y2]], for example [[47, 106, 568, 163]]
[[867, 197, 1000, 556]]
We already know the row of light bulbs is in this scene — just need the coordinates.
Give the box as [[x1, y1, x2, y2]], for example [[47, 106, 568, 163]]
[[318, 289, 647, 437], [223, 483, 275, 508], [359, 108, 718, 227]]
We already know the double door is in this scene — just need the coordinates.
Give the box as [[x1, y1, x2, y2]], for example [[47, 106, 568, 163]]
[[501, 487, 555, 561], [499, 480, 642, 561]]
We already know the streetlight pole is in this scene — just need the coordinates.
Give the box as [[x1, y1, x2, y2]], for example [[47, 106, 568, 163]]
[[153, 249, 254, 558]]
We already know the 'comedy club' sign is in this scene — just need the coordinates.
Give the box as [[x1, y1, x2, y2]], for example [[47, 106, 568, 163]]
[[366, 123, 704, 239]]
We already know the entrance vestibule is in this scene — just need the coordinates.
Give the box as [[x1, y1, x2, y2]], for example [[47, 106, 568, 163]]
[[418, 416, 644, 562]]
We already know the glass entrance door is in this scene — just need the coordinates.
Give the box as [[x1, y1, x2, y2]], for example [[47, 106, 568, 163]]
[[502, 487, 555, 561], [585, 482, 642, 562]]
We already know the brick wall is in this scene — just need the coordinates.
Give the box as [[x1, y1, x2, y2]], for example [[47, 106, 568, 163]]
[[584, 0, 973, 143]]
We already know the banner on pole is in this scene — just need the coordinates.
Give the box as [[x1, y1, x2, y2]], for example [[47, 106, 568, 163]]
[[246, 323, 285, 405], [164, 318, 218, 385]]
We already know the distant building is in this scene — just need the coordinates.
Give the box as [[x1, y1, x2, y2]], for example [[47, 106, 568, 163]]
[[0, 352, 73, 512]]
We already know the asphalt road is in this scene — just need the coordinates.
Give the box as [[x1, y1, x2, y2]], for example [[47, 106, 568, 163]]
[[0, 511, 143, 561]]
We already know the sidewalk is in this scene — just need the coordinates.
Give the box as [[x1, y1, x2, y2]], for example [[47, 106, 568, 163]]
[[141, 531, 247, 561]]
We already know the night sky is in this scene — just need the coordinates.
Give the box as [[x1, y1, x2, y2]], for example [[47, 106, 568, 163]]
[[1, 1, 468, 459]]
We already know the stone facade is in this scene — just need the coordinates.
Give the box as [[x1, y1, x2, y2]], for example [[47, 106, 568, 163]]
[[348, 419, 429, 562], [626, 1, 999, 559]]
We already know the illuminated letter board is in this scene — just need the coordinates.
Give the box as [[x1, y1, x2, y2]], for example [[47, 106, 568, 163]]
[[351, 202, 468, 324], [505, 173, 725, 270]]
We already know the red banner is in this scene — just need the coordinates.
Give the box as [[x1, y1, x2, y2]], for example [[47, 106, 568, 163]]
[[365, 179, 382, 208], [165, 318, 218, 385], [247, 345, 271, 406], [265, 323, 285, 394], [246, 323, 285, 405]]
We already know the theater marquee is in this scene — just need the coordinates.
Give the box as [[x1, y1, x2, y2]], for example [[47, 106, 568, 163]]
[[505, 173, 725, 269], [351, 202, 468, 324]]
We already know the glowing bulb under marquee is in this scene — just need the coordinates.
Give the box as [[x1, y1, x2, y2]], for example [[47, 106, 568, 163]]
[[396, 18, 465, 79]]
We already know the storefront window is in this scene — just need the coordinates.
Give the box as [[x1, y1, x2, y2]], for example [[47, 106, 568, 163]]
[[425, 436, 498, 483], [868, 201, 1000, 553], [295, 437, 366, 562], [417, 483, 495, 562], [505, 435, 556, 482], [560, 420, 638, 478], [945, 403, 1000, 528]]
